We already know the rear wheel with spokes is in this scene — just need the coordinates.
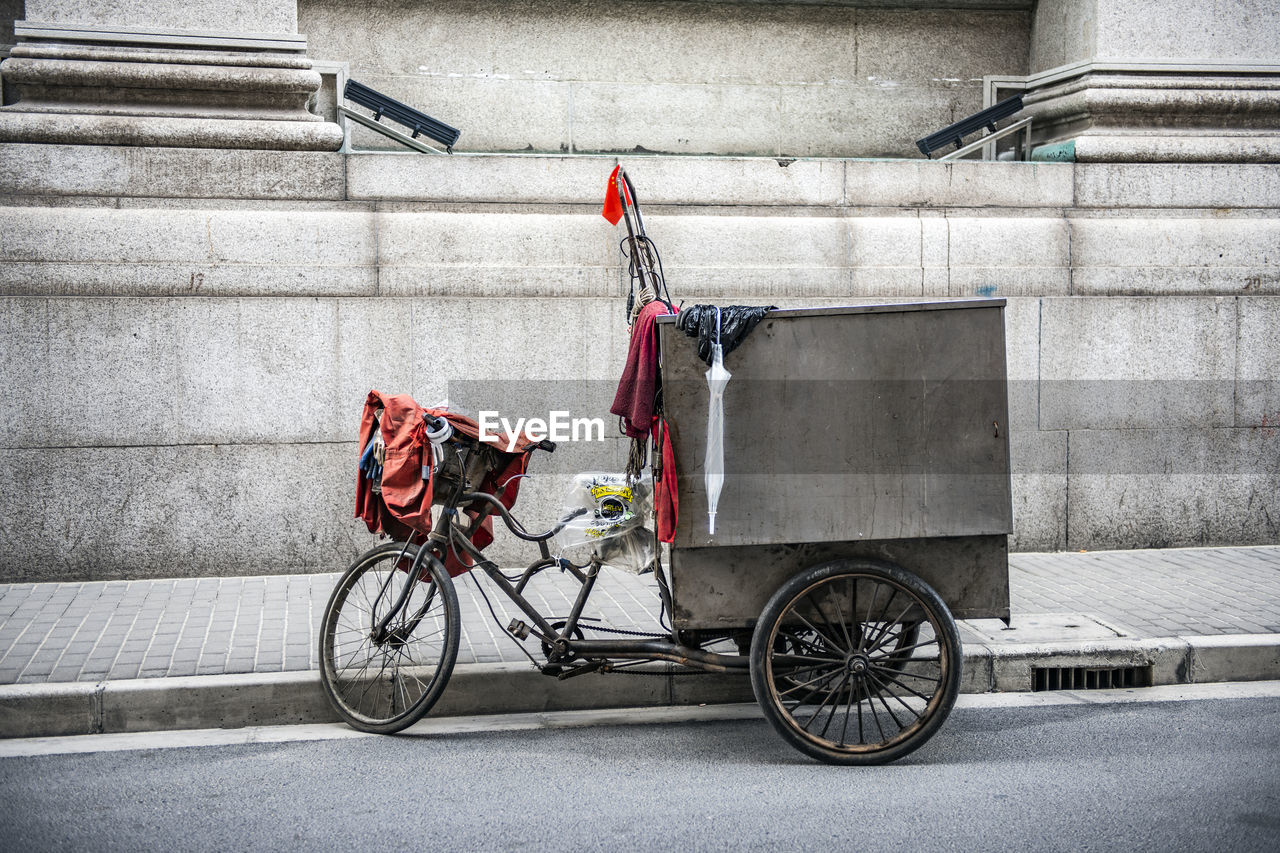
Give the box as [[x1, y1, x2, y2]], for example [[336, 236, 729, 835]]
[[750, 559, 961, 765], [319, 541, 460, 734]]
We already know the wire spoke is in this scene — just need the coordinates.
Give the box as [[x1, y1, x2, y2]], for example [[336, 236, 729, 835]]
[[862, 586, 903, 652], [793, 609, 846, 658], [801, 673, 849, 734], [872, 637, 939, 658], [866, 670, 923, 726], [866, 672, 907, 731], [827, 585, 856, 653], [817, 674, 851, 739], [870, 666, 935, 705], [864, 677, 887, 742], [872, 668, 942, 685], [779, 630, 833, 659], [805, 591, 850, 656], [783, 668, 844, 714], [778, 665, 847, 697], [864, 585, 895, 650]]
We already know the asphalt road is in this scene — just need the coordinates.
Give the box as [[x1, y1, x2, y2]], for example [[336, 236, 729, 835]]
[[1, 689, 1277, 852]]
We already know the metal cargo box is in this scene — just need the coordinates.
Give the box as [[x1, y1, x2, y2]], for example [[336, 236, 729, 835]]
[[656, 300, 1012, 628]]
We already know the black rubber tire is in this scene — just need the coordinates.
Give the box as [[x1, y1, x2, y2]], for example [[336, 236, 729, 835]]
[[750, 559, 961, 766], [319, 542, 460, 734]]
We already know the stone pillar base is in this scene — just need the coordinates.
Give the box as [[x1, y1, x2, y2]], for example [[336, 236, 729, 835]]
[[0, 24, 342, 151], [1023, 66, 1280, 163], [0, 110, 344, 151]]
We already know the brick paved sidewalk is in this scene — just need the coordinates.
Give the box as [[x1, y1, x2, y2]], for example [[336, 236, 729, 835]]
[[0, 545, 1277, 686]]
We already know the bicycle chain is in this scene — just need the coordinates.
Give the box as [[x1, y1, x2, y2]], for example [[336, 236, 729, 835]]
[[577, 623, 669, 640], [607, 666, 718, 677]]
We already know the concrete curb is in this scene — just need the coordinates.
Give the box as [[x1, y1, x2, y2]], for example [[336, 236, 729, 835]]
[[2, 635, 1278, 739]]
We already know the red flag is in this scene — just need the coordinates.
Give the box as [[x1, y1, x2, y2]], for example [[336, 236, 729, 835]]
[[602, 164, 630, 225]]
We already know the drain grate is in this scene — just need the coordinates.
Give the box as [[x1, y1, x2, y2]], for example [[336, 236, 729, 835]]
[[1032, 665, 1153, 692]]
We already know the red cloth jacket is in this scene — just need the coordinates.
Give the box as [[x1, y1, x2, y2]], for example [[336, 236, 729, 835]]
[[653, 415, 679, 544], [355, 390, 535, 576], [610, 301, 676, 439]]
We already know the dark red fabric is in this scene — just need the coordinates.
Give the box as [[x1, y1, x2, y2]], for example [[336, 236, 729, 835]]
[[355, 390, 534, 576], [610, 301, 675, 439], [653, 415, 679, 544]]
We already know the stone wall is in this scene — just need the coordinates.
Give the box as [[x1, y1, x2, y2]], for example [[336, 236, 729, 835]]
[[1, 145, 1277, 581], [298, 0, 1031, 157]]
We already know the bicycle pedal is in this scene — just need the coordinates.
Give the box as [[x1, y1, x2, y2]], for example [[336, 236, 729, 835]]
[[507, 619, 531, 640], [556, 661, 606, 681]]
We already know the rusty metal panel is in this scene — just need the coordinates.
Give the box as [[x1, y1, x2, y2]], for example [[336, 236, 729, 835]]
[[670, 535, 1010, 629], [657, 301, 1012, 549]]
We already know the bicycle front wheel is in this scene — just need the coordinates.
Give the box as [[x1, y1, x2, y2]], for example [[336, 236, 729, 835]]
[[319, 541, 460, 734]]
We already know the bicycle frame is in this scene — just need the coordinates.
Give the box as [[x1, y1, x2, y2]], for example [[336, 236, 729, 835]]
[[379, 438, 750, 678], [447, 491, 749, 676]]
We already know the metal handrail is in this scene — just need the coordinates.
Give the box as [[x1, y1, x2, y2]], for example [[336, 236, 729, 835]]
[[938, 116, 1034, 162]]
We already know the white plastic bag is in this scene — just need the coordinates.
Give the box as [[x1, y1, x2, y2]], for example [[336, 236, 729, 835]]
[[553, 472, 655, 573]]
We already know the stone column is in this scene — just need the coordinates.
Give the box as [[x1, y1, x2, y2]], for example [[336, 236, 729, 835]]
[[1025, 0, 1280, 162], [0, 0, 342, 150]]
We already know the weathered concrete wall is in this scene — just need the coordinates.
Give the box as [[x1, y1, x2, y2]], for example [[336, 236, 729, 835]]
[[298, 0, 1030, 157], [1, 145, 1277, 581]]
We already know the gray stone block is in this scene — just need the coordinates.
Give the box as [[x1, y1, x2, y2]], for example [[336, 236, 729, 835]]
[[335, 300, 416, 423], [1040, 296, 1237, 429], [376, 210, 613, 298], [624, 213, 863, 297], [1003, 296, 1041, 384], [0, 443, 363, 582], [619, 156, 844, 207], [1030, 0, 1089, 73], [1, 297, 427, 450], [1235, 298, 1280, 427], [960, 643, 994, 693], [947, 215, 1070, 297], [25, 0, 297, 33], [0, 145, 346, 201], [1065, 428, 1280, 549], [100, 671, 332, 733], [2, 298, 362, 446], [779, 83, 974, 159], [1075, 164, 1280, 210], [0, 206, 377, 297], [1185, 634, 1280, 684], [305, 0, 858, 89], [0, 111, 344, 153], [348, 152, 611, 204], [1009, 429, 1068, 553], [571, 81, 781, 156], [0, 680, 98, 737], [1069, 215, 1280, 295], [857, 8, 1030, 82], [1092, 0, 1280, 64], [846, 161, 1073, 209], [1072, 134, 1280, 166]]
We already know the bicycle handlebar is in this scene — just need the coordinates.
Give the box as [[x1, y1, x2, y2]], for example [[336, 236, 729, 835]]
[[459, 492, 585, 543]]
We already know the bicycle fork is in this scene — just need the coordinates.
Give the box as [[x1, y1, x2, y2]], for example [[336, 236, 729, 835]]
[[371, 539, 439, 646]]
